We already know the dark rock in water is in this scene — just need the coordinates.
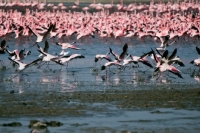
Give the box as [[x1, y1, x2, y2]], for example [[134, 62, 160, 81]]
[[45, 121, 63, 127], [10, 90, 15, 94], [29, 120, 63, 128], [2, 122, 22, 127]]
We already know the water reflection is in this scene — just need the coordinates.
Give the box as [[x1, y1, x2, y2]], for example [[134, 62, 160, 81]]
[[59, 71, 77, 92], [194, 76, 200, 82]]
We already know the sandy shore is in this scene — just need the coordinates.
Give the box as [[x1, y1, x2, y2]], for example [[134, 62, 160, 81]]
[[0, 88, 200, 117]]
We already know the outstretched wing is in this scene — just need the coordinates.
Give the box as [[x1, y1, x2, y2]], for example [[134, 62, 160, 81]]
[[27, 26, 38, 37], [44, 40, 49, 53], [109, 47, 119, 61], [168, 48, 177, 60], [26, 58, 42, 68], [151, 48, 160, 63], [1, 40, 6, 49], [69, 54, 85, 61], [196, 46, 200, 55], [140, 50, 153, 59], [8, 57, 19, 65], [162, 50, 168, 59], [119, 43, 128, 60], [43, 24, 54, 39], [168, 70, 183, 79]]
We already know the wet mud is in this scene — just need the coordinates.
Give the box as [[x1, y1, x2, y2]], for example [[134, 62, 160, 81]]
[[0, 88, 200, 117]]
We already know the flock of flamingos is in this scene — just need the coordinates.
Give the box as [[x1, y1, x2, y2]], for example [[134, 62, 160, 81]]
[[0, 0, 200, 80]]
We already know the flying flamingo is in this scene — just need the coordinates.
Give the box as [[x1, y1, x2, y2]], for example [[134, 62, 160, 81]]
[[8, 57, 42, 78], [155, 35, 176, 51], [94, 52, 112, 67], [130, 51, 154, 68], [37, 44, 60, 69], [154, 62, 183, 79], [101, 60, 122, 71], [11, 48, 31, 61], [95, 52, 112, 63], [57, 54, 85, 69], [56, 42, 82, 56], [27, 24, 54, 46]]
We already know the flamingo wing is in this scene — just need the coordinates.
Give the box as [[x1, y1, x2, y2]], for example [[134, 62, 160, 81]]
[[168, 48, 177, 60], [1, 40, 6, 49], [196, 46, 200, 55], [151, 48, 160, 63], [27, 26, 38, 37], [162, 50, 168, 59], [119, 43, 128, 60], [8, 57, 19, 65], [44, 40, 49, 53], [109, 47, 119, 61], [43, 24, 54, 39], [168, 70, 183, 79], [26, 58, 43, 68]]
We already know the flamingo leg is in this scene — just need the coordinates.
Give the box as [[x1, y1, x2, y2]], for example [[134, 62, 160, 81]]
[[46, 62, 52, 70], [0, 60, 5, 66], [37, 61, 46, 68]]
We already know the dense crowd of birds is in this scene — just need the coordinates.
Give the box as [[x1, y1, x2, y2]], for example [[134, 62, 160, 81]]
[[0, 0, 200, 79], [0, 0, 200, 42]]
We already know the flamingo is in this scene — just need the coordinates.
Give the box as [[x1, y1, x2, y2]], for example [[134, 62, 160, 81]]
[[155, 35, 176, 52], [154, 62, 183, 79], [101, 60, 122, 71], [130, 51, 154, 68], [56, 42, 82, 56], [94, 52, 112, 63], [57, 54, 85, 69], [27, 24, 54, 46], [11, 48, 31, 61], [8, 57, 42, 78], [37, 44, 59, 69]]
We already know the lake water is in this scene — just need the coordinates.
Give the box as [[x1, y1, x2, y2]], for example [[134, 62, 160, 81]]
[[0, 28, 200, 133]]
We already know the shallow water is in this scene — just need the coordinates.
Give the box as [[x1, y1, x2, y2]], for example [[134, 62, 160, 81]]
[[1, 36, 200, 133], [1, 36, 200, 88], [1, 107, 200, 133]]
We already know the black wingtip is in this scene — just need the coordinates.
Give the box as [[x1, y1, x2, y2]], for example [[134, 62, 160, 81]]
[[30, 42, 37, 48], [94, 57, 98, 62], [101, 65, 106, 70], [56, 42, 60, 46]]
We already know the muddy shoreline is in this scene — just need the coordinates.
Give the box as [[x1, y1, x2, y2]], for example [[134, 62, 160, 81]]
[[1, 88, 200, 117]]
